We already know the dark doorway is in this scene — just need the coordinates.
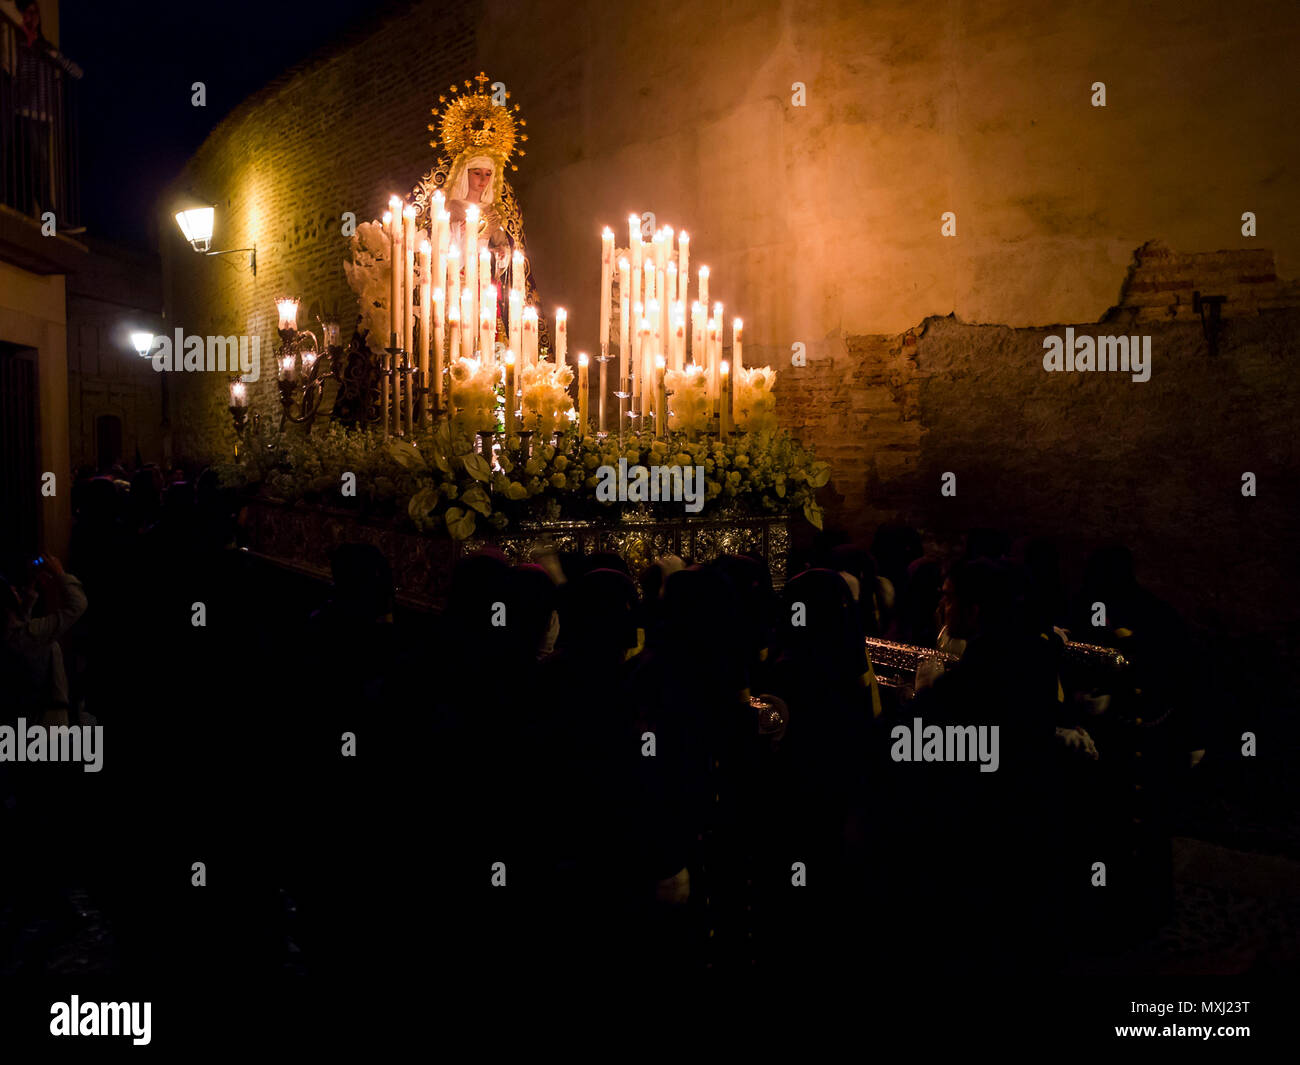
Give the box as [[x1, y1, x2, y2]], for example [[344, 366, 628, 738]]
[[0, 341, 40, 556], [96, 413, 122, 472]]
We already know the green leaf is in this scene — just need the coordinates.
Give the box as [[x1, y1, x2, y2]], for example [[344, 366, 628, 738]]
[[462, 453, 491, 483], [802, 501, 824, 531], [445, 506, 477, 539], [461, 483, 492, 516], [384, 437, 428, 473]]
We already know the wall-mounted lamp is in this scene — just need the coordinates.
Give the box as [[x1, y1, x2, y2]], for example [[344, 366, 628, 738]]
[[129, 331, 154, 357], [1192, 291, 1226, 358], [174, 202, 257, 275]]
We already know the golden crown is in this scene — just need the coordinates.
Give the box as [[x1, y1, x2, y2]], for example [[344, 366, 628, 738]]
[[427, 71, 528, 173]]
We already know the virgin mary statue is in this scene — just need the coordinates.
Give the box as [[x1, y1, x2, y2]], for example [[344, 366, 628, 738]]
[[413, 72, 550, 352]]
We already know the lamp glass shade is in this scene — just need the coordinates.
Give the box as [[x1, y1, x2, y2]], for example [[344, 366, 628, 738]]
[[129, 331, 154, 357], [175, 206, 215, 252], [276, 298, 300, 331]]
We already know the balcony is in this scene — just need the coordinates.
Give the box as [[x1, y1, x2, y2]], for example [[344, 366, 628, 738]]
[[0, 13, 84, 273]]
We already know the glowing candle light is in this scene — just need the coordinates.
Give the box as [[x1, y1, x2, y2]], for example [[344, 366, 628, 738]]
[[280, 353, 296, 381], [230, 381, 247, 407], [578, 351, 589, 430], [678, 231, 689, 305], [522, 305, 538, 366], [460, 288, 474, 360], [403, 204, 416, 355], [419, 239, 432, 413], [600, 228, 614, 359], [629, 214, 642, 292], [655, 353, 666, 437], [505, 350, 516, 434], [446, 242, 461, 342], [386, 199, 400, 344], [465, 204, 480, 338]]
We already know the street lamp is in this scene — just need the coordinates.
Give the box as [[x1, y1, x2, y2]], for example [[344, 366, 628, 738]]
[[129, 331, 154, 357], [173, 201, 256, 274]]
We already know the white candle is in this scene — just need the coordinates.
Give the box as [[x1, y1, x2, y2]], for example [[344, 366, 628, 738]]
[[691, 301, 704, 367], [419, 238, 431, 410], [460, 288, 474, 360], [480, 300, 494, 367], [579, 352, 589, 429], [708, 317, 720, 417], [665, 261, 677, 363], [674, 303, 686, 373], [505, 350, 516, 434], [629, 214, 642, 292], [384, 208, 397, 347], [678, 231, 690, 305], [479, 246, 493, 363], [600, 228, 614, 358], [720, 359, 731, 440], [465, 204, 480, 340], [403, 205, 416, 355], [654, 353, 666, 437], [446, 242, 461, 341], [555, 307, 567, 368], [432, 286, 444, 413], [698, 265, 710, 315], [638, 317, 651, 422], [618, 257, 631, 387], [523, 305, 538, 366], [230, 381, 247, 406], [448, 300, 461, 378], [648, 298, 661, 372], [733, 317, 743, 375], [657, 230, 671, 352], [509, 289, 523, 364], [643, 261, 654, 327]]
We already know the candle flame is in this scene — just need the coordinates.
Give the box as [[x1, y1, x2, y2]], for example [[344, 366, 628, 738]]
[[579, 352, 589, 366]]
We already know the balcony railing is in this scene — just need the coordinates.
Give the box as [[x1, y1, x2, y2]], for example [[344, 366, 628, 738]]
[[0, 16, 81, 228]]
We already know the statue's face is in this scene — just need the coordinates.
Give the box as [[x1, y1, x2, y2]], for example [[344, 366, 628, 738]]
[[467, 168, 492, 199]]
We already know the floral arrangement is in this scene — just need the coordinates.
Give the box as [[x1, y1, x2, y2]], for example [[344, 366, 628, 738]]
[[734, 365, 778, 436], [218, 420, 832, 541], [343, 219, 429, 354], [519, 358, 574, 436], [665, 365, 710, 434], [447, 357, 498, 438]]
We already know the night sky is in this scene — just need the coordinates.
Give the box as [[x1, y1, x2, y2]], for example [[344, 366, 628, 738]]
[[61, 0, 383, 251]]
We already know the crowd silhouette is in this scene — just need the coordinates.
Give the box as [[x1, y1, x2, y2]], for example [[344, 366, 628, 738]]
[[1, 465, 1209, 981]]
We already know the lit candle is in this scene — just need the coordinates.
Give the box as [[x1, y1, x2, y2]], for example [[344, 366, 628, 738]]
[[387, 199, 400, 344], [658, 230, 671, 352], [448, 299, 461, 381], [665, 262, 677, 364], [460, 288, 474, 360], [403, 205, 416, 355], [648, 298, 661, 375], [628, 214, 642, 293], [419, 239, 432, 413], [522, 305, 538, 366], [708, 317, 720, 418], [446, 242, 461, 342], [509, 289, 523, 367], [479, 247, 493, 363], [302, 350, 317, 375], [555, 307, 567, 368], [432, 286, 445, 413], [512, 249, 525, 302], [599, 228, 614, 358], [655, 353, 667, 437], [637, 315, 650, 420], [691, 301, 704, 367], [432, 191, 447, 311], [643, 261, 654, 327], [230, 380, 247, 407], [618, 257, 631, 383], [480, 286, 495, 366], [678, 231, 689, 305], [281, 353, 296, 381], [720, 359, 731, 440], [578, 351, 589, 430], [504, 350, 516, 434], [465, 204, 480, 340], [698, 265, 710, 315], [733, 317, 743, 375], [674, 303, 687, 373]]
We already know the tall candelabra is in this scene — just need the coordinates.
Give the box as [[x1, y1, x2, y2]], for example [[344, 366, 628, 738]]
[[274, 298, 347, 432]]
